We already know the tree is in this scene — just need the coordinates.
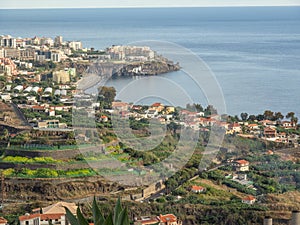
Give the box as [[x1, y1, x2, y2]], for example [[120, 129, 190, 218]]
[[98, 86, 116, 105], [248, 115, 256, 122], [293, 117, 298, 127], [65, 197, 131, 225], [240, 112, 248, 121], [256, 114, 264, 121], [263, 110, 274, 120], [274, 112, 284, 122], [194, 103, 204, 112], [2, 129, 9, 141], [205, 105, 217, 116], [286, 112, 297, 127]]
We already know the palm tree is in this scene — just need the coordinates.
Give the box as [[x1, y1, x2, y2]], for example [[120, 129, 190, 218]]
[[286, 112, 297, 127], [65, 197, 131, 225], [274, 112, 284, 124]]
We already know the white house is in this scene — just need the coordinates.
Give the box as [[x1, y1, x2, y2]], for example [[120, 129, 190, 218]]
[[233, 160, 249, 172], [242, 195, 256, 204]]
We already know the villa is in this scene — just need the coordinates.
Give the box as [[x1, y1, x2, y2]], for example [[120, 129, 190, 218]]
[[233, 159, 250, 172], [242, 195, 256, 205], [191, 185, 206, 193]]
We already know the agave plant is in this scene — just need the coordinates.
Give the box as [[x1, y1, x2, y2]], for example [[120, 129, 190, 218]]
[[65, 197, 130, 225]]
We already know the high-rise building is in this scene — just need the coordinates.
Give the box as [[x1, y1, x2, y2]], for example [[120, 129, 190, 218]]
[[51, 52, 61, 62], [68, 41, 82, 51], [53, 70, 70, 84], [20, 48, 36, 60], [0, 35, 17, 48], [55, 36, 63, 46]]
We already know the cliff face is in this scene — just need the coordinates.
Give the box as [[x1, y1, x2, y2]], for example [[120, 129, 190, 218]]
[[1, 176, 121, 202], [112, 61, 180, 77]]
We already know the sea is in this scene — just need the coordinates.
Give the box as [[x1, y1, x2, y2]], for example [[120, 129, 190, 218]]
[[0, 7, 300, 117]]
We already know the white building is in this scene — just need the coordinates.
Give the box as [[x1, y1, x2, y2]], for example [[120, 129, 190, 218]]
[[68, 41, 82, 50], [51, 52, 61, 62], [233, 160, 250, 172], [0, 35, 17, 48], [242, 195, 256, 204]]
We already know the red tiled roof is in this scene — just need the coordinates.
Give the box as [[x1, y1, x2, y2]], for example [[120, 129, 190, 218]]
[[236, 160, 249, 165], [230, 123, 240, 127], [264, 127, 276, 132], [0, 217, 7, 223], [158, 214, 177, 223], [41, 214, 64, 220], [19, 214, 40, 221], [191, 185, 205, 191], [248, 124, 258, 127], [32, 105, 45, 110], [151, 103, 162, 107], [242, 195, 256, 201]]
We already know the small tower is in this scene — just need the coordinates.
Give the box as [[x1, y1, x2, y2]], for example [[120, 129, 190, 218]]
[[291, 211, 300, 225], [263, 216, 272, 225]]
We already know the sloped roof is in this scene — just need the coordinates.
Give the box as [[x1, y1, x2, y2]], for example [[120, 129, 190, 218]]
[[19, 214, 40, 222], [191, 185, 205, 191], [40, 214, 64, 220], [236, 159, 249, 165], [42, 202, 77, 215], [158, 214, 177, 223], [242, 195, 256, 201], [0, 217, 7, 224]]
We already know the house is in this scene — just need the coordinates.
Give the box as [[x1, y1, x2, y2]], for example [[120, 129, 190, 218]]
[[150, 103, 164, 112], [276, 132, 288, 143], [233, 160, 249, 172], [48, 110, 55, 117], [32, 105, 46, 113], [266, 150, 274, 155], [135, 214, 182, 225], [165, 107, 175, 114], [247, 124, 259, 130], [38, 202, 77, 215], [199, 117, 216, 127], [227, 123, 242, 133], [37, 120, 67, 129], [132, 105, 142, 111], [157, 214, 182, 225], [100, 115, 108, 122], [281, 121, 293, 129], [242, 195, 256, 204], [0, 217, 7, 225], [215, 121, 229, 129], [112, 102, 129, 111], [264, 127, 277, 141], [259, 120, 276, 127], [20, 202, 78, 225], [191, 185, 206, 193], [145, 109, 157, 118], [134, 217, 160, 225], [19, 213, 67, 225], [180, 110, 198, 122]]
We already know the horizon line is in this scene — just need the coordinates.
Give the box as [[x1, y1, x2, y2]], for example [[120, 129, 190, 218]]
[[1, 5, 300, 10]]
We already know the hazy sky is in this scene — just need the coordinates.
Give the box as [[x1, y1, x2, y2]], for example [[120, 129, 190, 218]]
[[1, 0, 300, 9]]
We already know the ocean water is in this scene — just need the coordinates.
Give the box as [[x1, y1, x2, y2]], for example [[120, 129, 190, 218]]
[[0, 7, 300, 116]]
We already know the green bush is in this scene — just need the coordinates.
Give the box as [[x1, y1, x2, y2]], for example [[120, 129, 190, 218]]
[[66, 197, 131, 225]]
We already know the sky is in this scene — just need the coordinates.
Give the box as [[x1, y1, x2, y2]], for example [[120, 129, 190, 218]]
[[1, 0, 300, 9]]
